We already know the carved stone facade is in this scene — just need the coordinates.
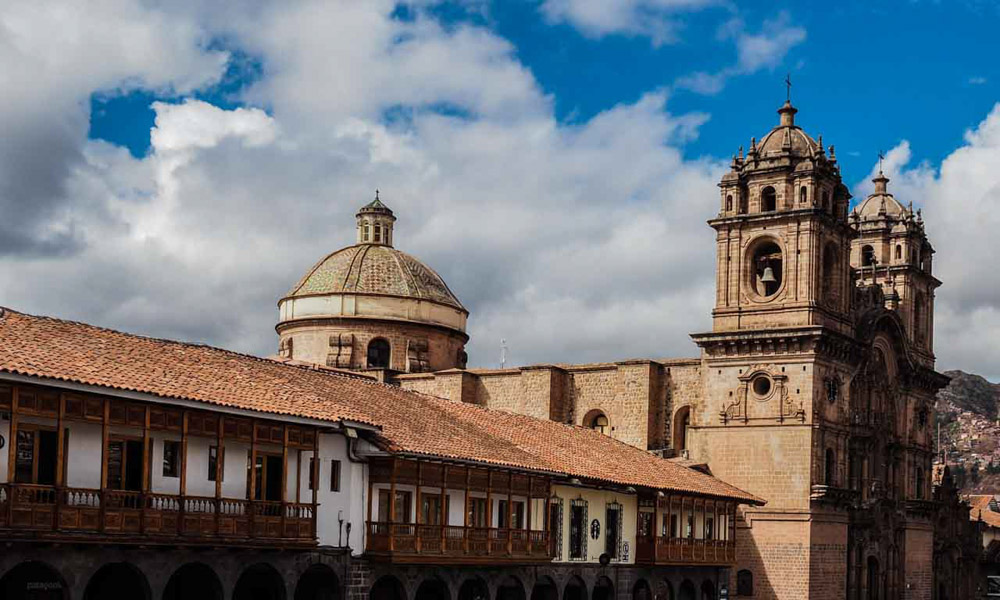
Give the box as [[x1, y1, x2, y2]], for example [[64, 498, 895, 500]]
[[386, 102, 972, 599]]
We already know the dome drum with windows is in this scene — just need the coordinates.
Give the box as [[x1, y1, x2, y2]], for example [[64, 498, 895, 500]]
[[276, 192, 469, 373]]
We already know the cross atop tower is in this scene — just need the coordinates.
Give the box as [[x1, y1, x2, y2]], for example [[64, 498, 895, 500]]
[[785, 73, 792, 102]]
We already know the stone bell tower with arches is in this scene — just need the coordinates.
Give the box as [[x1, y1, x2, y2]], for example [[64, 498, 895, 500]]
[[689, 100, 947, 599]]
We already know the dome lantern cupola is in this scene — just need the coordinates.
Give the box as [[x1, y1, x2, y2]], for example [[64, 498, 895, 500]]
[[356, 190, 396, 246]]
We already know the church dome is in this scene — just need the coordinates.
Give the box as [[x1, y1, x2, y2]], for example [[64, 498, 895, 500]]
[[276, 192, 469, 374], [855, 172, 908, 220], [285, 244, 465, 311], [755, 101, 821, 158]]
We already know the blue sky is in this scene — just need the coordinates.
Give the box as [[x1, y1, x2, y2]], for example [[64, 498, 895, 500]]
[[88, 1, 999, 188], [4, 0, 1000, 378]]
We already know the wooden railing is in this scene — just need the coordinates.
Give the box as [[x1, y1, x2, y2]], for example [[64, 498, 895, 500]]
[[366, 521, 551, 562], [0, 483, 314, 545], [634, 535, 736, 565]]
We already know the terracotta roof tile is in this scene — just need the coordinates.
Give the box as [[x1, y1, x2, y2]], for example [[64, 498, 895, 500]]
[[0, 308, 761, 505]]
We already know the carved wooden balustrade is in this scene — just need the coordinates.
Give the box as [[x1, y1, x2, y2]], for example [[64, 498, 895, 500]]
[[0, 483, 314, 544], [633, 493, 738, 566], [364, 457, 553, 564]]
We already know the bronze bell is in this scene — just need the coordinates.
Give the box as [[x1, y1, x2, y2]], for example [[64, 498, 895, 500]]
[[760, 265, 777, 283]]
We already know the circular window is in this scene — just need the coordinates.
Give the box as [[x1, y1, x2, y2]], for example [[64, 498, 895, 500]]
[[752, 376, 772, 398]]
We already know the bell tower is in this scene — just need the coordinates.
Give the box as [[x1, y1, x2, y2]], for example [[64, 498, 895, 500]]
[[690, 101, 862, 599], [712, 100, 854, 336]]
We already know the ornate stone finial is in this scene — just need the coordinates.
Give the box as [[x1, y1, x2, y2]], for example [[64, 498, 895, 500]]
[[872, 170, 890, 195], [750, 137, 757, 153], [879, 196, 887, 216], [917, 208, 923, 223], [778, 100, 797, 127], [738, 145, 744, 159], [829, 145, 836, 160]]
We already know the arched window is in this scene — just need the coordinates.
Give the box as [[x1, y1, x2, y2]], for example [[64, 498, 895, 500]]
[[585, 410, 610, 435], [736, 571, 753, 597], [673, 406, 691, 452], [363, 223, 370, 242], [867, 557, 880, 600], [752, 239, 783, 297], [739, 194, 748, 214], [373, 225, 382, 243], [861, 245, 876, 267], [800, 186, 807, 205], [825, 448, 836, 486], [915, 467, 924, 500], [760, 187, 777, 212], [725, 195, 733, 212], [367, 338, 391, 369], [895, 245, 902, 261]]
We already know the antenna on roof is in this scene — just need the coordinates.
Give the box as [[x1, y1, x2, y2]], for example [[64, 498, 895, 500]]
[[500, 338, 508, 369]]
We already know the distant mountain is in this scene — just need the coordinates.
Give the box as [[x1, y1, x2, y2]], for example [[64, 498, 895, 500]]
[[937, 370, 1000, 422]]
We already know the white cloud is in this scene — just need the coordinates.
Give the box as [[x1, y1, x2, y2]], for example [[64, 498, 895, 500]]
[[969, 76, 987, 85], [852, 105, 1000, 379], [675, 12, 806, 95], [539, 0, 718, 46], [0, 0, 724, 367]]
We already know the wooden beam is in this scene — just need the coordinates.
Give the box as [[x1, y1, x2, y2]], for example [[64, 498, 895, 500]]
[[53, 392, 66, 531], [463, 466, 470, 554], [248, 420, 257, 538], [140, 404, 150, 535], [281, 425, 289, 538], [440, 464, 448, 554], [178, 410, 188, 536], [215, 416, 224, 536], [415, 461, 422, 553], [506, 471, 513, 554], [526, 475, 533, 554], [99, 397, 109, 533], [388, 458, 397, 552], [6, 386, 17, 485]]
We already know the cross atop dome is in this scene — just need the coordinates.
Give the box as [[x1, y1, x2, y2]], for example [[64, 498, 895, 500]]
[[356, 189, 397, 246]]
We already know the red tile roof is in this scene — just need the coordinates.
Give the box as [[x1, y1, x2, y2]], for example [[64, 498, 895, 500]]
[[967, 495, 1000, 528], [0, 308, 762, 505]]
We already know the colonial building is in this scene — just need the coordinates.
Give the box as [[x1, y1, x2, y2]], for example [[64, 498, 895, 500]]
[[0, 308, 759, 599], [352, 102, 975, 599]]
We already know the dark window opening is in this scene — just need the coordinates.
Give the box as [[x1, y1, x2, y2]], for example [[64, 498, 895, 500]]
[[606, 503, 622, 558], [14, 428, 59, 485], [378, 489, 412, 523], [208, 445, 223, 482], [726, 195, 733, 212], [108, 439, 144, 491], [736, 571, 754, 597], [331, 459, 342, 492], [825, 448, 836, 486], [253, 454, 284, 501], [163, 440, 181, 478], [569, 503, 586, 559], [367, 338, 391, 369], [761, 187, 777, 212], [862, 245, 876, 267], [421, 494, 450, 525], [468, 497, 487, 528]]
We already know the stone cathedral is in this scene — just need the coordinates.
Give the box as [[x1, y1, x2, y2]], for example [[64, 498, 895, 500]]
[[278, 102, 981, 599]]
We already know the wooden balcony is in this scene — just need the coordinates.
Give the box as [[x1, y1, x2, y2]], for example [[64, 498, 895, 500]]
[[0, 483, 315, 547], [366, 521, 551, 564], [634, 535, 736, 565]]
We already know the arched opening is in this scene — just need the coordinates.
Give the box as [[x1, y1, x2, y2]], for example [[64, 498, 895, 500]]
[[415, 579, 449, 600], [760, 186, 776, 212], [800, 186, 807, 205], [0, 561, 68, 600], [295, 564, 341, 600], [234, 563, 287, 600], [725, 195, 733, 212], [164, 563, 223, 600], [678, 581, 696, 600], [84, 562, 150, 600], [736, 570, 753, 597], [822, 243, 840, 307], [458, 578, 489, 600], [654, 581, 673, 600], [672, 406, 691, 452], [367, 338, 391, 369], [915, 467, 924, 500], [825, 448, 836, 486], [373, 225, 382, 244], [867, 556, 880, 600], [363, 223, 370, 242], [862, 245, 876, 267], [584, 409, 610, 435], [895, 245, 902, 261], [563, 577, 586, 600], [739, 193, 748, 214], [699, 581, 715, 600], [751, 239, 783, 297], [632, 580, 652, 600], [593, 577, 613, 600], [496, 576, 525, 600], [529, 577, 557, 600]]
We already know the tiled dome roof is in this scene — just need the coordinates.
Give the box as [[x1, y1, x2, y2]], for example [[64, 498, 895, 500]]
[[284, 244, 465, 311]]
